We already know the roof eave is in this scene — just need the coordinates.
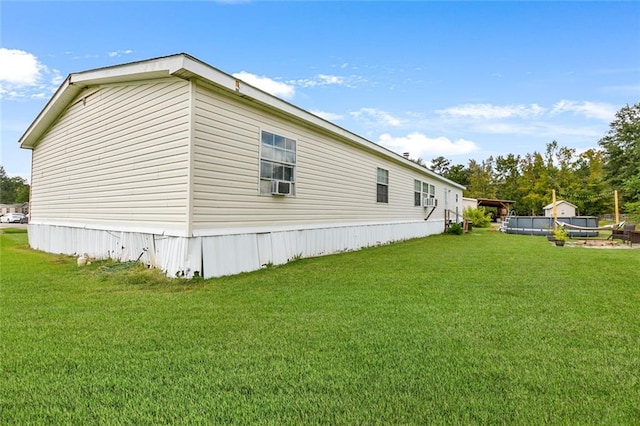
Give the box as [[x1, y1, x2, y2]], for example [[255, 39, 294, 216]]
[[17, 53, 467, 190], [18, 55, 188, 150], [19, 76, 78, 149], [177, 56, 467, 189]]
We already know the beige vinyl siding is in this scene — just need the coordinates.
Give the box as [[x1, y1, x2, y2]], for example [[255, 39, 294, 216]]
[[30, 78, 192, 233], [192, 82, 457, 230]]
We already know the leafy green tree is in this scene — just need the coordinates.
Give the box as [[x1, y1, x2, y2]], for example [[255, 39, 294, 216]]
[[568, 149, 609, 216], [555, 145, 577, 190], [0, 166, 29, 204], [445, 164, 469, 187], [15, 184, 30, 203], [599, 103, 640, 204], [517, 152, 550, 215], [455, 138, 621, 218], [408, 156, 426, 167], [430, 156, 451, 176], [543, 140, 576, 192], [495, 154, 521, 202], [465, 158, 496, 199]]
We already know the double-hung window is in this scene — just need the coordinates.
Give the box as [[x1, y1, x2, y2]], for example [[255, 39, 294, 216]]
[[414, 180, 435, 206], [260, 130, 296, 195], [377, 168, 389, 203]]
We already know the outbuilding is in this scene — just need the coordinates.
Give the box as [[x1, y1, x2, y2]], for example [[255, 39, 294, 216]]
[[19, 53, 465, 278], [543, 200, 577, 218]]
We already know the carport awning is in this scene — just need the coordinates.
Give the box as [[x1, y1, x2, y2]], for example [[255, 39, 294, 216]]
[[476, 198, 516, 211]]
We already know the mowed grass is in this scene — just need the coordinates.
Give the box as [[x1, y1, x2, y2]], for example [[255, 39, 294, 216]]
[[1, 228, 639, 424]]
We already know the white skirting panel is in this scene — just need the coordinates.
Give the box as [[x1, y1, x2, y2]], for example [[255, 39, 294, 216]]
[[153, 235, 202, 278], [202, 233, 261, 277], [200, 220, 443, 279], [28, 220, 443, 279], [28, 224, 156, 264], [27, 224, 195, 277]]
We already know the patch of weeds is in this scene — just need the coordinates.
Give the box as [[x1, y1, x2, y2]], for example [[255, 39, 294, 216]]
[[46, 254, 75, 265], [90, 260, 172, 287], [119, 263, 175, 287], [186, 274, 204, 285], [289, 252, 304, 262]]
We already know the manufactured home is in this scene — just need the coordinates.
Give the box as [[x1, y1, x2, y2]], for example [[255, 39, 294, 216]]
[[19, 53, 465, 278]]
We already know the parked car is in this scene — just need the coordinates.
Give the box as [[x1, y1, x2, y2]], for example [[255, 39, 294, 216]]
[[0, 213, 28, 223]]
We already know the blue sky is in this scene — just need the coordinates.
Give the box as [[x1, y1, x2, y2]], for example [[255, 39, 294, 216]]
[[1, 1, 639, 180]]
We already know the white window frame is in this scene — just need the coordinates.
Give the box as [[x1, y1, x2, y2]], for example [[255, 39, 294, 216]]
[[414, 180, 435, 206], [259, 130, 296, 195], [377, 167, 389, 203]]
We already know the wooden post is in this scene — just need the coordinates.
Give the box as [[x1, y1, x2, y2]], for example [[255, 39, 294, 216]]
[[614, 190, 619, 224], [552, 189, 557, 231]]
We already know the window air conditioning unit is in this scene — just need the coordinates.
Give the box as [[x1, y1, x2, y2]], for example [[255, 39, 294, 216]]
[[422, 197, 438, 208], [271, 180, 292, 196]]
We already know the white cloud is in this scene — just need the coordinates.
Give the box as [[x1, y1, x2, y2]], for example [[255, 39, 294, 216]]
[[478, 122, 603, 139], [293, 74, 346, 88], [0, 48, 41, 85], [70, 53, 100, 60], [319, 74, 344, 84], [351, 108, 404, 127], [108, 50, 134, 57], [0, 48, 62, 100], [550, 100, 617, 121], [309, 110, 344, 121], [438, 100, 617, 122], [233, 71, 295, 100], [437, 103, 546, 119], [377, 132, 480, 159], [291, 73, 365, 89]]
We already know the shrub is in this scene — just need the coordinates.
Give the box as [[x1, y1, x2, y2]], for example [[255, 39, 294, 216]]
[[624, 201, 640, 223], [553, 227, 568, 241], [446, 222, 463, 235], [463, 207, 492, 228]]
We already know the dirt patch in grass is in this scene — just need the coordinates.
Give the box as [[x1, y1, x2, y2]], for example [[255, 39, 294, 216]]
[[569, 239, 637, 249]]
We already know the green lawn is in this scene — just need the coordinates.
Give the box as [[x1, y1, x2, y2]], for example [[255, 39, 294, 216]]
[[1, 228, 639, 424]]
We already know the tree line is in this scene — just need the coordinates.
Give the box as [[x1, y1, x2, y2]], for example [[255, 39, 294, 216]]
[[427, 103, 640, 218], [0, 166, 29, 205]]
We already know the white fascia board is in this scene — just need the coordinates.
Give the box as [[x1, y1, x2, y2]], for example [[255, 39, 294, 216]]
[[19, 53, 465, 190], [69, 56, 182, 86], [18, 52, 342, 152], [19, 76, 80, 149], [18, 55, 185, 149]]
